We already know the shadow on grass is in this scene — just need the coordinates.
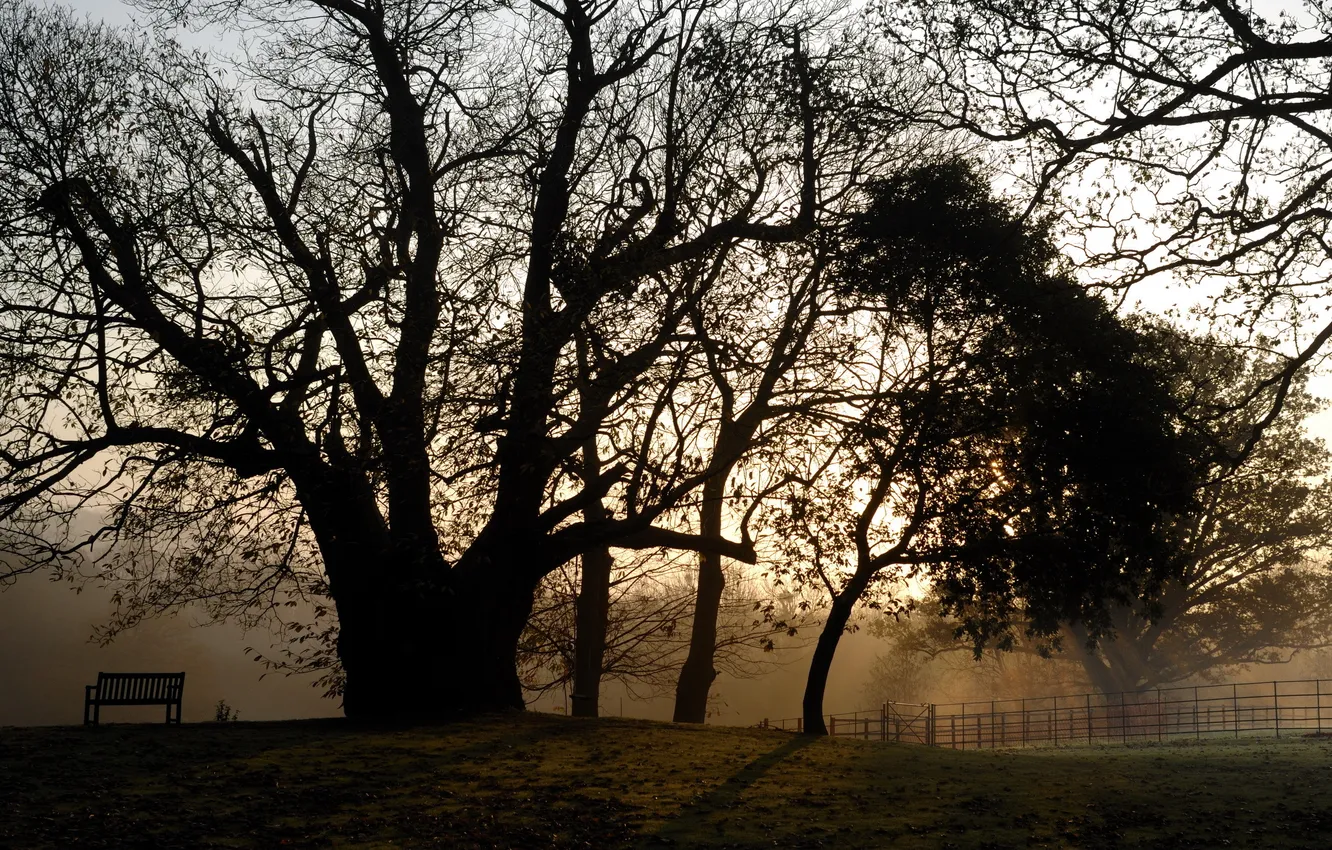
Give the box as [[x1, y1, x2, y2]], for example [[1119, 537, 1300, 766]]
[[647, 733, 816, 845]]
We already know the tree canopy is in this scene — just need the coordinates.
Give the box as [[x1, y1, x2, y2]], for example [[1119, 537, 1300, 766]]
[[885, 0, 1332, 434], [866, 322, 1332, 696], [784, 161, 1200, 732]]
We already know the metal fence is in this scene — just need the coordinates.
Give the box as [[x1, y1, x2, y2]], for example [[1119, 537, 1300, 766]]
[[758, 678, 1332, 749], [760, 701, 937, 743]]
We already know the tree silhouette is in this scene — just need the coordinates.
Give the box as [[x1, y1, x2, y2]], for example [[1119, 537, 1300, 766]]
[[788, 162, 1199, 733], [867, 325, 1332, 696], [0, 0, 913, 719]]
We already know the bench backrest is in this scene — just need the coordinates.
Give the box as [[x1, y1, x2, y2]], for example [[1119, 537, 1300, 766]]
[[94, 672, 185, 705]]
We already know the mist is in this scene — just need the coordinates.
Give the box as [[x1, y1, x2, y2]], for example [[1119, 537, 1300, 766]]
[[0, 567, 888, 728], [0, 577, 338, 727], [525, 625, 885, 727]]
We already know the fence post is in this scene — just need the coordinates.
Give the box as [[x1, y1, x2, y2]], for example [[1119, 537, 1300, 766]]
[[1233, 684, 1239, 738], [1318, 681, 1323, 736], [928, 703, 935, 747], [1053, 696, 1059, 746], [881, 703, 888, 742], [797, 716, 802, 734], [1087, 693, 1093, 744], [1022, 698, 1028, 746], [1121, 691, 1128, 744], [991, 699, 996, 749], [1156, 689, 1163, 742], [1198, 687, 1209, 740], [1271, 681, 1278, 736]]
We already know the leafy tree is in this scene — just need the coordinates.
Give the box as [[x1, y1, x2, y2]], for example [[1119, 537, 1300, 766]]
[[867, 325, 1332, 695], [1069, 326, 1332, 691], [779, 161, 1199, 733]]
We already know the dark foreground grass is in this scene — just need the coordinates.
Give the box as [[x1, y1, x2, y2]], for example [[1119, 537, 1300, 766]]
[[3, 713, 1331, 849]]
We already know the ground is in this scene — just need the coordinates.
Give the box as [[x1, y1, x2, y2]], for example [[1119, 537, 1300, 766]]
[[3, 712, 1330, 848]]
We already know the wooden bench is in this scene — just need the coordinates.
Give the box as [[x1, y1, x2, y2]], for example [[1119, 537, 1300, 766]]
[[84, 672, 185, 725]]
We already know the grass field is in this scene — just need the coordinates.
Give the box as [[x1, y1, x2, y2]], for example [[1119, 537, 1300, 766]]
[[4, 712, 1331, 848]]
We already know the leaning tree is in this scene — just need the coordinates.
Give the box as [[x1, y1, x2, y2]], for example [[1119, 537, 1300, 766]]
[[0, 0, 918, 719]]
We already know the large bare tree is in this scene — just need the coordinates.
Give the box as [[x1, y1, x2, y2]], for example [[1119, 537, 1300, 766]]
[[0, 0, 910, 718]]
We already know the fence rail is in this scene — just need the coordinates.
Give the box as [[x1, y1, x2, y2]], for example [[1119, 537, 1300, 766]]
[[758, 678, 1332, 749]]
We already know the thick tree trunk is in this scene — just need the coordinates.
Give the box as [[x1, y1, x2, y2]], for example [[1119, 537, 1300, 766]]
[[572, 546, 613, 717], [336, 578, 457, 721], [336, 574, 536, 721], [297, 464, 539, 722], [673, 476, 728, 723], [802, 571, 873, 735]]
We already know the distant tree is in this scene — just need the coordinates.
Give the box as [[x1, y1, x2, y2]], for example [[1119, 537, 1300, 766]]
[[865, 326, 1332, 695], [777, 161, 1199, 734], [862, 603, 1087, 707], [860, 633, 931, 707]]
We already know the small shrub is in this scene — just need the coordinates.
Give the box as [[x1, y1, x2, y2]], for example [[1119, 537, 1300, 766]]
[[214, 699, 240, 722]]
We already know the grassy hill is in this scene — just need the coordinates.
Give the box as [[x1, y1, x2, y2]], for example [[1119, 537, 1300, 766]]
[[3, 712, 1330, 848]]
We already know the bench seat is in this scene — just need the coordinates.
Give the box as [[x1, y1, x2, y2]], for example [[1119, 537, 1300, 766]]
[[84, 672, 185, 725]]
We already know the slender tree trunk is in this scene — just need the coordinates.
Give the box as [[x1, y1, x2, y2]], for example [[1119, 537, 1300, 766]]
[[571, 336, 612, 718], [802, 570, 873, 735], [572, 546, 612, 717], [673, 475, 728, 722]]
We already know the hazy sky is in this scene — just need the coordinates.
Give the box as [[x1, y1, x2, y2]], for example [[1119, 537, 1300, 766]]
[[0, 566, 882, 726], [0, 576, 340, 725]]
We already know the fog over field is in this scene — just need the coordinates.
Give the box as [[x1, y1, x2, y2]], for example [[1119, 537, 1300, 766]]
[[0, 578, 339, 726], [0, 575, 885, 727]]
